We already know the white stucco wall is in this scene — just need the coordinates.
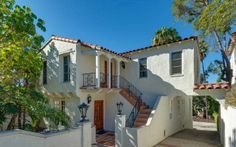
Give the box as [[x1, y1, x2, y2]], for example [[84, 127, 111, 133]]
[[105, 92, 133, 131], [220, 105, 236, 147], [122, 95, 193, 147], [77, 90, 133, 131], [0, 128, 82, 147], [121, 40, 200, 106], [230, 48, 236, 84], [41, 40, 77, 93]]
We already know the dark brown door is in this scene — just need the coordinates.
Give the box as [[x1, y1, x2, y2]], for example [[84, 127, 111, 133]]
[[110, 63, 113, 86], [94, 100, 103, 131], [104, 61, 107, 85]]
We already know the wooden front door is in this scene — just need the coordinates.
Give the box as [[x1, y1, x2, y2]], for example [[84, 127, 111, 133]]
[[94, 100, 104, 131], [110, 62, 113, 86], [104, 61, 107, 85]]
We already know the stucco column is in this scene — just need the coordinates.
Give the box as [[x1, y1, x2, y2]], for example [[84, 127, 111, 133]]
[[115, 115, 126, 147], [96, 53, 100, 88], [81, 121, 92, 147], [108, 57, 112, 88], [116, 60, 121, 88]]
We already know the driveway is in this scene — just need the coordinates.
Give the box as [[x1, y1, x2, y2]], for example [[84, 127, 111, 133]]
[[154, 121, 222, 147]]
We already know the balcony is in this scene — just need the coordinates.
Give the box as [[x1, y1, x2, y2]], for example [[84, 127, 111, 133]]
[[81, 72, 119, 89]]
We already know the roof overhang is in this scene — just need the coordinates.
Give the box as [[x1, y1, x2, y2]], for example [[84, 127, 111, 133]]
[[193, 83, 230, 101], [121, 36, 198, 56], [40, 35, 131, 61]]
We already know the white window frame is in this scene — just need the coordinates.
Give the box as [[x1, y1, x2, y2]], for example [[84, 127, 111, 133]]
[[170, 50, 184, 76], [43, 60, 47, 85], [63, 54, 71, 82], [139, 57, 148, 78]]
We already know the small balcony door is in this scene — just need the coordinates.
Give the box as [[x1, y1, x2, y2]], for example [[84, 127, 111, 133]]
[[104, 61, 108, 87], [94, 100, 104, 131]]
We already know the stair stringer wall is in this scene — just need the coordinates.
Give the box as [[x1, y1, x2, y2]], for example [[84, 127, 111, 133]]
[[122, 95, 193, 147]]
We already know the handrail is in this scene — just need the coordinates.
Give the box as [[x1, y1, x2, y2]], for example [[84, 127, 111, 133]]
[[118, 76, 143, 127]]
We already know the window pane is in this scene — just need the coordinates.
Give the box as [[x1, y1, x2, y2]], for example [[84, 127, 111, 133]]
[[63, 55, 70, 82], [139, 58, 147, 78], [61, 101, 65, 112], [172, 66, 182, 74], [43, 61, 47, 84], [171, 59, 181, 67], [171, 51, 182, 75], [172, 52, 181, 59]]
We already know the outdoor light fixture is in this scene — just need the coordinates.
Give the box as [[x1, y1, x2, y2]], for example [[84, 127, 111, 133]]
[[116, 102, 123, 115], [78, 103, 89, 122], [121, 61, 125, 69], [87, 94, 92, 104]]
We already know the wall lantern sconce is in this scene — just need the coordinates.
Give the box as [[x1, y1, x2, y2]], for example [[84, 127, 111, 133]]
[[87, 94, 92, 104], [78, 103, 89, 122], [116, 102, 123, 115], [121, 61, 125, 69]]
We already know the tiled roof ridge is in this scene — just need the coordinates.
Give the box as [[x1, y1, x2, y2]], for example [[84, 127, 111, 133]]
[[49, 35, 130, 59], [194, 82, 230, 90], [121, 36, 198, 55], [44, 35, 198, 58]]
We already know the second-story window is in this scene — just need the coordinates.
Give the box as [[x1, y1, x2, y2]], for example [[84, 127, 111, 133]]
[[61, 100, 65, 112], [171, 51, 182, 75], [139, 58, 147, 78], [43, 61, 47, 84], [63, 55, 70, 82]]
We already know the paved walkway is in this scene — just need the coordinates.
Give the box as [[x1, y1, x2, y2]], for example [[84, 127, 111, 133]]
[[93, 131, 115, 147], [155, 122, 222, 147]]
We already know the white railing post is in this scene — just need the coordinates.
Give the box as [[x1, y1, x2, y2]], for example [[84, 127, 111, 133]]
[[96, 52, 100, 88], [115, 115, 126, 147], [81, 121, 92, 147]]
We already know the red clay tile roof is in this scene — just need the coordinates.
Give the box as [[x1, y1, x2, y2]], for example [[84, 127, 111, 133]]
[[41, 35, 198, 59], [79, 42, 130, 59], [121, 36, 198, 55], [194, 83, 230, 90], [41, 35, 130, 60]]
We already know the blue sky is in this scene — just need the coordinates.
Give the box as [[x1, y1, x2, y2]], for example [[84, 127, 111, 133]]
[[17, 0, 220, 82]]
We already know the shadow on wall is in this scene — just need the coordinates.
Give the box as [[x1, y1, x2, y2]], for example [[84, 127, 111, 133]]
[[122, 60, 190, 107], [41, 42, 77, 93], [230, 129, 236, 147]]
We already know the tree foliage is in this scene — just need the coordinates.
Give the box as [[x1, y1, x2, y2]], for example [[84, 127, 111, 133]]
[[152, 27, 181, 45], [193, 96, 219, 117], [0, 0, 71, 131], [172, 0, 236, 83]]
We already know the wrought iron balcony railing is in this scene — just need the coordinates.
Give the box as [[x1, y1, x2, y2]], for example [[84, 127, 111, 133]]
[[82, 72, 108, 88]]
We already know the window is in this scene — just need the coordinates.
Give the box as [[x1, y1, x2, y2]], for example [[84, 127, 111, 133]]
[[171, 51, 182, 75], [139, 58, 147, 78], [61, 100, 65, 112], [43, 61, 47, 84], [63, 55, 70, 82]]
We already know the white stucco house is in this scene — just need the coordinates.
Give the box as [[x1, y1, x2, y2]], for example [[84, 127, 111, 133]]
[[38, 35, 230, 147], [219, 32, 236, 147]]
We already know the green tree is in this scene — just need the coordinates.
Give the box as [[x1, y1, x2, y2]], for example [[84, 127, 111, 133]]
[[0, 0, 71, 131], [172, 0, 236, 83], [152, 27, 181, 45]]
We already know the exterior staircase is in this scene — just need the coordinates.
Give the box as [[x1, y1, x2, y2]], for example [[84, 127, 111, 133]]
[[119, 78, 152, 128]]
